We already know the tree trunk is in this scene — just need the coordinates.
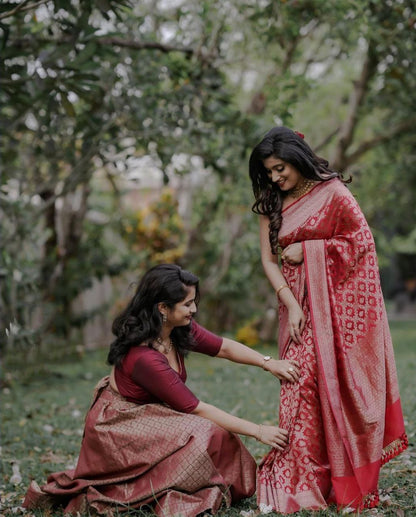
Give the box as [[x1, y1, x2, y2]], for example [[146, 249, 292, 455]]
[[331, 42, 378, 172]]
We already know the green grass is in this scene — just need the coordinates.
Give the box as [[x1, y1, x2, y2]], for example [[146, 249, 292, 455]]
[[1, 320, 416, 516]]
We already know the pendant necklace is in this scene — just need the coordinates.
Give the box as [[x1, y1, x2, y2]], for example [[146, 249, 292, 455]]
[[156, 336, 174, 354]]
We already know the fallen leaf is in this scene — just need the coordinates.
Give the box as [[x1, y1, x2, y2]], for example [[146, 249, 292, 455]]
[[379, 492, 392, 504], [258, 503, 274, 514], [11, 506, 25, 513], [10, 463, 22, 485]]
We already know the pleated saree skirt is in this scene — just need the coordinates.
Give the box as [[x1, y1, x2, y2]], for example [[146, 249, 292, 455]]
[[24, 377, 256, 517]]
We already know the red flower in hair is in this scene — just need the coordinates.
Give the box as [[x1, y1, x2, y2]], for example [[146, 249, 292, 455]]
[[294, 130, 305, 139]]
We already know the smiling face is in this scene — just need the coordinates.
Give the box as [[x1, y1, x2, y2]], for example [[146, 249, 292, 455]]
[[263, 156, 304, 192], [166, 285, 197, 327]]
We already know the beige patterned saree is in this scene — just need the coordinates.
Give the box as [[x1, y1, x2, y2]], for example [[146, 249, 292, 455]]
[[24, 377, 256, 516]]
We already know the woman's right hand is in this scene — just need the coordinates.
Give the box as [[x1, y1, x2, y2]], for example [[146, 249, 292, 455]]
[[266, 359, 300, 383], [288, 304, 306, 344], [257, 424, 289, 450]]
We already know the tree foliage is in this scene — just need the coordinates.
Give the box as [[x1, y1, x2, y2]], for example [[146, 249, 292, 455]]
[[223, 0, 416, 293]]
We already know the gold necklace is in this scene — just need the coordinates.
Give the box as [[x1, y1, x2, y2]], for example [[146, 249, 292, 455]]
[[155, 337, 173, 354], [289, 178, 315, 199]]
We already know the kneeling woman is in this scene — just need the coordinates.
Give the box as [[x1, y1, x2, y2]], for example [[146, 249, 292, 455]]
[[24, 264, 300, 517]]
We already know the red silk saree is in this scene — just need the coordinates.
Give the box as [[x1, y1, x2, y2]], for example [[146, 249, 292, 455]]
[[24, 377, 256, 516], [257, 178, 407, 513]]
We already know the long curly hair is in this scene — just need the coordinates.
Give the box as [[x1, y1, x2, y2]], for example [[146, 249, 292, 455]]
[[107, 264, 200, 367], [249, 126, 346, 254]]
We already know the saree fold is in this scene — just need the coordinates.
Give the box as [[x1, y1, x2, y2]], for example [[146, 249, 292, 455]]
[[24, 377, 257, 517], [257, 178, 407, 513]]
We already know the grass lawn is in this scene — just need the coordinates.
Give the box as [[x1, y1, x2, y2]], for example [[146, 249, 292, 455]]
[[1, 319, 415, 516]]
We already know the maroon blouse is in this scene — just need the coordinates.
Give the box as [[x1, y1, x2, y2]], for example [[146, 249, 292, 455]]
[[114, 321, 223, 413]]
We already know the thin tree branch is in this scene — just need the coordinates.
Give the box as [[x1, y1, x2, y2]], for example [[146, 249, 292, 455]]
[[34, 138, 103, 213], [281, 35, 301, 74], [331, 42, 379, 171], [344, 117, 416, 167], [0, 0, 49, 20], [9, 35, 195, 55], [96, 36, 194, 55], [104, 169, 121, 198], [314, 126, 341, 154], [203, 212, 244, 293], [301, 31, 329, 75], [303, 48, 344, 78]]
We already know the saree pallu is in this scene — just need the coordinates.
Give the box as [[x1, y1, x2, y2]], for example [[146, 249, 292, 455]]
[[257, 178, 407, 513], [24, 377, 256, 517]]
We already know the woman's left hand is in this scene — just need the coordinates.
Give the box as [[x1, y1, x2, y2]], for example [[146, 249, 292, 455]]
[[281, 243, 303, 265], [287, 304, 306, 344], [266, 359, 300, 383]]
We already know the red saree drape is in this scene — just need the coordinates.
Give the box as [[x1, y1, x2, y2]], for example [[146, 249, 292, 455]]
[[24, 377, 256, 517], [257, 178, 407, 513]]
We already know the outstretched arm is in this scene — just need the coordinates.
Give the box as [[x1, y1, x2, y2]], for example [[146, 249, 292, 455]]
[[192, 401, 289, 449], [217, 336, 300, 383]]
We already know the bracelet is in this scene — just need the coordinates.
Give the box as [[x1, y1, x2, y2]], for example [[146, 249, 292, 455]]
[[262, 355, 272, 370], [257, 424, 263, 442], [276, 284, 290, 298]]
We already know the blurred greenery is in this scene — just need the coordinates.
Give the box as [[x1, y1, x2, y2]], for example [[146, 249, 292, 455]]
[[1, 0, 416, 359], [1, 319, 415, 515]]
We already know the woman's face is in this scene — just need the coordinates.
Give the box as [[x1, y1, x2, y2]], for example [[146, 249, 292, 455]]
[[167, 286, 197, 327], [263, 156, 303, 192]]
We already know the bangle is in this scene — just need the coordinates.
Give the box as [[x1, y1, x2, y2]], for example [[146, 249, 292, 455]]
[[262, 355, 272, 370], [256, 424, 263, 442], [276, 284, 290, 298]]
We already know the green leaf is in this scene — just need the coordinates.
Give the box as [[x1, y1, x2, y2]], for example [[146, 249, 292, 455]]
[[70, 43, 98, 67], [60, 92, 76, 117]]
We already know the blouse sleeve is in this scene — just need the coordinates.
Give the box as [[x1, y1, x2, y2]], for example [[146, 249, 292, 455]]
[[131, 351, 199, 413], [191, 321, 223, 356]]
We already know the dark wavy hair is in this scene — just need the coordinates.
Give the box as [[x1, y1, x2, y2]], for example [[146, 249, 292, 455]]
[[249, 126, 347, 254], [107, 264, 200, 367]]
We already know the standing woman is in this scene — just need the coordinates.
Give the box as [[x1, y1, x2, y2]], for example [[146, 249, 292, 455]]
[[249, 126, 407, 513], [24, 264, 299, 517]]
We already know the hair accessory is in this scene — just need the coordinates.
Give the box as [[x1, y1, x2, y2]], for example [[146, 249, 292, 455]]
[[294, 130, 304, 139]]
